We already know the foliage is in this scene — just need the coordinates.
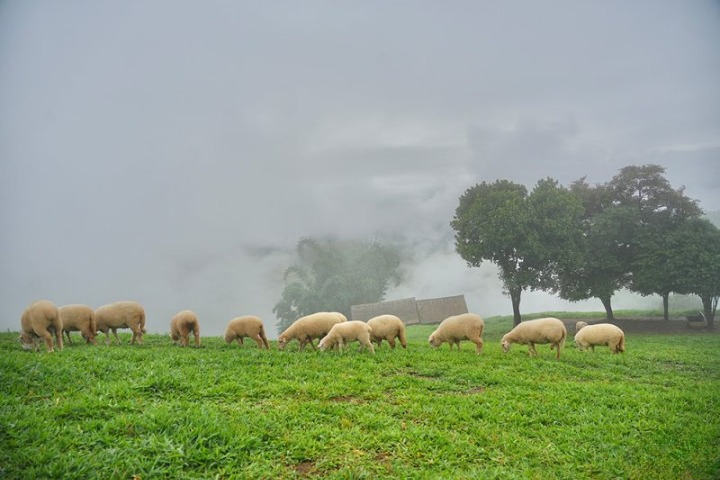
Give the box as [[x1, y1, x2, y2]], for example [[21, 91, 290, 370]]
[[273, 237, 402, 331], [451, 178, 583, 325], [1, 330, 719, 479], [658, 218, 720, 324], [559, 165, 705, 320]]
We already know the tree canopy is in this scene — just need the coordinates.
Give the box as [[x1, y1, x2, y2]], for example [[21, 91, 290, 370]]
[[451, 178, 583, 325], [272, 237, 402, 332]]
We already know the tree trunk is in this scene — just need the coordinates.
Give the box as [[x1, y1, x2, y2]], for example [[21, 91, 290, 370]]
[[510, 288, 522, 326], [662, 293, 670, 321], [701, 295, 715, 329], [600, 295, 614, 321]]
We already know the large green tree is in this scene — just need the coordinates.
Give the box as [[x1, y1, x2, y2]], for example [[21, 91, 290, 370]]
[[663, 218, 720, 327], [451, 178, 583, 326], [610, 164, 703, 315], [557, 179, 631, 320], [272, 237, 402, 332]]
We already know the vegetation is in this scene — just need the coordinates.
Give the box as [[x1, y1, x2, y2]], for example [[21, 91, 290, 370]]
[[451, 178, 583, 326], [272, 238, 402, 332], [452, 164, 718, 324], [1, 322, 719, 479]]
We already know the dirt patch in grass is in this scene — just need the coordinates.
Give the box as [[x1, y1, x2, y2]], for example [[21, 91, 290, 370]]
[[328, 395, 364, 404], [294, 460, 316, 477], [465, 387, 486, 395]]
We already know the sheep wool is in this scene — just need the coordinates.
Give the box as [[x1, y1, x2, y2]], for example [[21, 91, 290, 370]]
[[59, 304, 97, 345], [501, 317, 567, 359], [428, 313, 485, 354], [367, 314, 407, 349], [224, 315, 270, 349], [95, 301, 146, 345], [277, 311, 347, 351], [20, 300, 63, 353], [170, 310, 201, 347], [574, 321, 626, 354], [318, 321, 375, 354]]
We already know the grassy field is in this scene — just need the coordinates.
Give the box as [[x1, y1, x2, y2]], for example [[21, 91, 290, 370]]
[[1, 316, 719, 479]]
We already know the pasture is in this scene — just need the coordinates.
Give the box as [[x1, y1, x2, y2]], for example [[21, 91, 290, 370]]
[[1, 318, 719, 479]]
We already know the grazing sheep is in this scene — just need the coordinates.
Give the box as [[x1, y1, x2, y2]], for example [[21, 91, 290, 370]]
[[501, 317, 567, 359], [224, 315, 270, 349], [20, 300, 63, 352], [170, 310, 201, 347], [318, 321, 375, 354], [59, 304, 97, 345], [95, 301, 146, 345], [574, 321, 626, 354], [367, 314, 407, 349], [428, 313, 485, 354], [277, 311, 347, 351]]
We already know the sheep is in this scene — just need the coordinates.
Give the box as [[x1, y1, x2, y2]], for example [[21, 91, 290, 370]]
[[224, 315, 270, 349], [95, 301, 146, 345], [367, 314, 407, 349], [277, 311, 347, 351], [428, 313, 485, 354], [20, 300, 63, 352], [59, 304, 97, 345], [501, 317, 567, 359], [318, 321, 375, 354], [574, 321, 626, 354], [170, 310, 201, 347]]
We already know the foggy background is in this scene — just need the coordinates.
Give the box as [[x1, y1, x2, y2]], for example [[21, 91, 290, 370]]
[[1, 1, 718, 337]]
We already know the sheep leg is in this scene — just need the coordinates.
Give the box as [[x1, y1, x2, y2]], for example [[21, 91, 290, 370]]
[[361, 338, 375, 354], [40, 330, 54, 352], [64, 331, 73, 344], [470, 335, 483, 354], [307, 339, 317, 351], [555, 342, 561, 359], [236, 337, 244, 346], [388, 337, 396, 349], [528, 343, 537, 356], [111, 328, 120, 345], [253, 334, 264, 349]]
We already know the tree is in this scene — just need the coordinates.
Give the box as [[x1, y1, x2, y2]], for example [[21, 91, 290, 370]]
[[559, 166, 704, 320], [272, 237, 402, 332], [451, 178, 583, 326], [610, 164, 703, 315], [557, 179, 631, 320], [663, 218, 720, 327]]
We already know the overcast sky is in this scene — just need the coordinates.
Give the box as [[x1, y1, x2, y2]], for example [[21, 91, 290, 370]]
[[1, 1, 719, 338]]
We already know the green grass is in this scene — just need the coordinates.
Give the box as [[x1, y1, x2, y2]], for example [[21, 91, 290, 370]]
[[1, 321, 719, 479]]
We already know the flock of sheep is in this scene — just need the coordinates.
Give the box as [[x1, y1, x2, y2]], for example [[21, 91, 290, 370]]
[[18, 299, 626, 357]]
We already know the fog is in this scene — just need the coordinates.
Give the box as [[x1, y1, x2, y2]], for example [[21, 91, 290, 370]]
[[1, 2, 718, 337]]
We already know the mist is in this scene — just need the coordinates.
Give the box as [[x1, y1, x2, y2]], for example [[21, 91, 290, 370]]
[[1, 2, 718, 337]]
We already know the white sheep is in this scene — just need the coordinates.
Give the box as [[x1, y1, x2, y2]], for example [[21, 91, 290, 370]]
[[367, 314, 407, 349], [224, 315, 270, 349], [501, 317, 567, 359], [574, 321, 626, 354], [20, 300, 63, 352], [95, 301, 146, 345], [59, 304, 97, 345], [318, 320, 375, 354], [277, 311, 347, 351], [428, 313, 485, 354], [170, 310, 201, 347]]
